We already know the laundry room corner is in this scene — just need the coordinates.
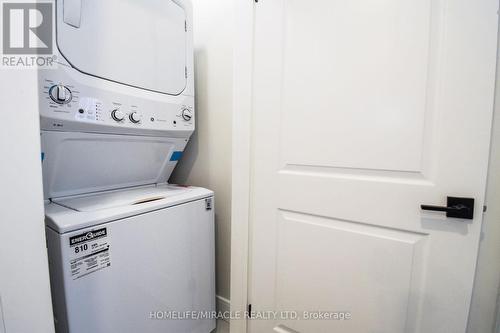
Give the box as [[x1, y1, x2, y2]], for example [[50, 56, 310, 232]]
[[169, 0, 234, 311]]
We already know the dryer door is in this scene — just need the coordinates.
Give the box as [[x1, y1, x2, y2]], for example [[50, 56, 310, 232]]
[[56, 0, 187, 95]]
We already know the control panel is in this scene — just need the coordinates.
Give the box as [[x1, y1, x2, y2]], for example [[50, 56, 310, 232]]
[[39, 76, 195, 137]]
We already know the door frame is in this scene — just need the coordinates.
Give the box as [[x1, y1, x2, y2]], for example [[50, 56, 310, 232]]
[[229, 1, 254, 332]]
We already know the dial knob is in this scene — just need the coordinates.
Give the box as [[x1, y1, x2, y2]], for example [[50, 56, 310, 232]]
[[181, 108, 193, 121], [129, 112, 141, 123], [49, 84, 72, 104], [111, 109, 125, 122]]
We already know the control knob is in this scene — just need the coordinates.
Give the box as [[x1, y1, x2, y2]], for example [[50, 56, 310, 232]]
[[129, 112, 141, 124], [49, 84, 72, 104], [181, 108, 193, 121], [111, 109, 125, 122]]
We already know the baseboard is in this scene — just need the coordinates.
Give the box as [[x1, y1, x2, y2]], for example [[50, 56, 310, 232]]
[[0, 295, 5, 333], [496, 292, 500, 333], [216, 295, 230, 322]]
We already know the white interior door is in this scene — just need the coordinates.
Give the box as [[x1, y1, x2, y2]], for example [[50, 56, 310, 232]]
[[248, 0, 498, 332]]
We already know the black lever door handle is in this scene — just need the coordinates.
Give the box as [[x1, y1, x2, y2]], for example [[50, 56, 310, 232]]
[[421, 204, 470, 213], [421, 197, 475, 220]]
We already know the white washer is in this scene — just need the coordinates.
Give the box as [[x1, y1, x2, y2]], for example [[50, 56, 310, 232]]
[[38, 1, 215, 332], [45, 185, 215, 333]]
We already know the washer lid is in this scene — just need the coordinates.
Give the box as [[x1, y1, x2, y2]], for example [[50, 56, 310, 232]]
[[57, 0, 187, 95], [53, 184, 188, 212], [41, 131, 185, 200], [46, 185, 214, 233]]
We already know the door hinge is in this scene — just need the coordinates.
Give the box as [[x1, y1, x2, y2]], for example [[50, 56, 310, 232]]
[[247, 304, 252, 318], [185, 67, 188, 78], [185, 20, 187, 32], [483, 205, 487, 213]]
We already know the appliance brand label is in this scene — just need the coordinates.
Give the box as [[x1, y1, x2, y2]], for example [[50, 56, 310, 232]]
[[69, 228, 107, 246], [68, 228, 112, 280]]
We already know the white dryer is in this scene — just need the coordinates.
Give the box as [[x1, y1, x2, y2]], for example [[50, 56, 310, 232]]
[[38, 1, 215, 332]]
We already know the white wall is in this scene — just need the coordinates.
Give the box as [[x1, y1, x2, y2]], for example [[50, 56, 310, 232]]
[[0, 69, 54, 333], [170, 0, 234, 301], [467, 46, 500, 332]]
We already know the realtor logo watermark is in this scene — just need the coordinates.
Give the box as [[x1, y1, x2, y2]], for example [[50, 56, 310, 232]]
[[1, 1, 56, 68]]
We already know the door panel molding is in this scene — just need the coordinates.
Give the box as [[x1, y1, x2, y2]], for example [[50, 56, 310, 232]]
[[275, 210, 429, 332], [280, 164, 435, 186]]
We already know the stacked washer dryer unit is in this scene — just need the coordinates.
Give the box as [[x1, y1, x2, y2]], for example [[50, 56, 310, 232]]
[[40, 1, 215, 332]]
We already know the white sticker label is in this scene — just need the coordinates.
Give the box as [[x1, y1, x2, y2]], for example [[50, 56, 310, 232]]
[[68, 227, 111, 280]]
